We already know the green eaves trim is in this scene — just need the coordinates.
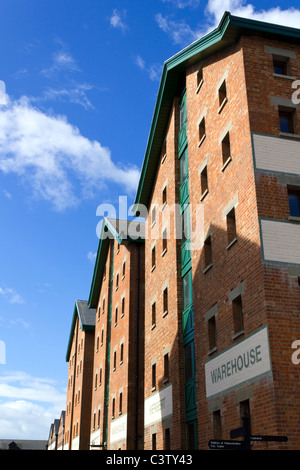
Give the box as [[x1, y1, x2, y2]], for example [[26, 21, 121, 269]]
[[133, 11, 300, 213], [87, 217, 144, 309], [65, 301, 95, 362]]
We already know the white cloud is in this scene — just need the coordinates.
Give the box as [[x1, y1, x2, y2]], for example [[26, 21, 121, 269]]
[[206, 0, 300, 30], [135, 55, 146, 70], [87, 251, 97, 263], [155, 13, 201, 45], [41, 83, 95, 110], [110, 9, 128, 32], [0, 85, 140, 211], [156, 1, 300, 45], [0, 371, 66, 439], [0, 286, 25, 305], [161, 0, 201, 8], [41, 46, 80, 78], [134, 55, 163, 82]]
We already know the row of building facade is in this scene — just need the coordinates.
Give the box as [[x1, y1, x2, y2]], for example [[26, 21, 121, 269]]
[[48, 12, 300, 450]]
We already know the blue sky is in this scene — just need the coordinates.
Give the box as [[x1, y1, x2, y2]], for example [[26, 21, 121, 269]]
[[0, 0, 300, 441]]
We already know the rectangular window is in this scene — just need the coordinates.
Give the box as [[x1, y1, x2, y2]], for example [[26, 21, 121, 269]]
[[196, 67, 203, 92], [152, 206, 156, 226], [163, 287, 168, 316], [162, 228, 167, 254], [279, 109, 294, 134], [119, 392, 123, 415], [218, 80, 227, 108], [227, 208, 236, 245], [200, 165, 208, 199], [115, 306, 118, 326], [240, 400, 251, 435], [213, 410, 222, 440], [164, 428, 171, 450], [122, 261, 126, 278], [288, 188, 300, 217], [180, 150, 188, 185], [204, 235, 212, 269], [198, 117, 206, 145], [164, 353, 169, 382], [208, 315, 216, 351], [162, 186, 167, 206], [113, 350, 117, 370], [152, 363, 156, 390], [120, 343, 124, 364], [97, 409, 101, 428], [112, 398, 115, 419], [152, 433, 157, 450], [185, 342, 194, 381], [232, 295, 244, 335], [151, 245, 156, 270], [121, 297, 125, 316], [183, 272, 191, 310], [221, 132, 231, 166], [152, 302, 156, 328]]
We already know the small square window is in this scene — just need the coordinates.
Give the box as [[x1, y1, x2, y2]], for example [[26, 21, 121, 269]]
[[273, 55, 290, 75], [279, 109, 294, 134]]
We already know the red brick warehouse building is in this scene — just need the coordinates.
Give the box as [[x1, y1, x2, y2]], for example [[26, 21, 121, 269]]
[[132, 12, 300, 450], [48, 11, 300, 451]]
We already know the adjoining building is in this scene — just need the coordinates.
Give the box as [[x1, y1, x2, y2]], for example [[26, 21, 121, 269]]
[[88, 218, 145, 450], [64, 300, 96, 450], [132, 11, 300, 450]]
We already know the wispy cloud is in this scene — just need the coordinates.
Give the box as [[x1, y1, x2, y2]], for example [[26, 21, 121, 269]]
[[110, 9, 128, 32], [134, 55, 163, 82], [0, 371, 66, 439], [0, 286, 25, 305], [87, 251, 97, 263], [161, 0, 201, 8], [41, 44, 80, 78], [0, 83, 140, 211], [155, 13, 200, 45], [41, 83, 95, 110]]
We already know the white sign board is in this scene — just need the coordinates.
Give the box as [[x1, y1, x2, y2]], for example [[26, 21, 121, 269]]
[[144, 384, 173, 427], [90, 428, 101, 450], [110, 413, 127, 444], [205, 326, 272, 399]]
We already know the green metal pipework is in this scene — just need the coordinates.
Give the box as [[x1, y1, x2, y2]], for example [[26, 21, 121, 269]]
[[178, 89, 198, 448], [104, 241, 114, 446]]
